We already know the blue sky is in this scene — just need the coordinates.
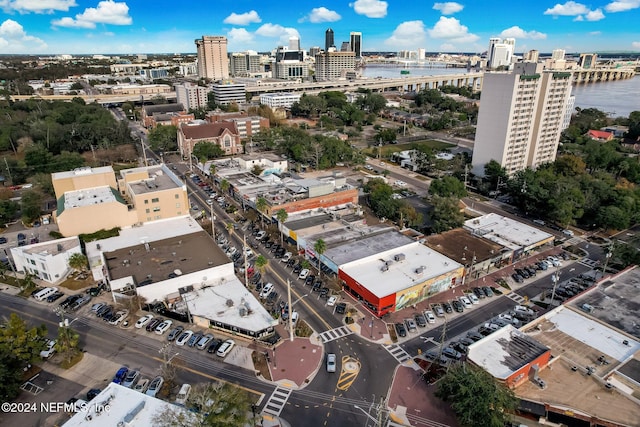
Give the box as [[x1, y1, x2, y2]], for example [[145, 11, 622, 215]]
[[1, 0, 639, 54]]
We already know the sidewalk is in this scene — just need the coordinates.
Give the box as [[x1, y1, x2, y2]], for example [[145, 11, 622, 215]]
[[265, 324, 323, 389]]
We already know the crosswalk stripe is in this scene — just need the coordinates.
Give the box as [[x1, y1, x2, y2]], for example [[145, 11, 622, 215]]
[[318, 326, 353, 343], [384, 344, 412, 364], [262, 386, 293, 417]]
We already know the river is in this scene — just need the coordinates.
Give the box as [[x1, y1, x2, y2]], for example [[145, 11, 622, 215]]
[[361, 64, 639, 118]]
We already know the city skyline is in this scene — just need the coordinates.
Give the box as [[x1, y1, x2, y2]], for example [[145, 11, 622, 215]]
[[0, 1, 639, 55]]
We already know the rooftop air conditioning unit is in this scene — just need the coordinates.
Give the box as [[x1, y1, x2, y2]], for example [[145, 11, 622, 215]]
[[415, 266, 426, 274], [394, 253, 406, 262], [381, 264, 389, 272]]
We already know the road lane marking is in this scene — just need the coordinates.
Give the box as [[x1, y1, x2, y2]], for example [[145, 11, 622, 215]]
[[336, 356, 360, 391]]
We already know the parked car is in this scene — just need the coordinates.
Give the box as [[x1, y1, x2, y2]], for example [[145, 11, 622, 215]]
[[109, 310, 129, 326], [327, 296, 338, 307], [298, 269, 310, 280], [432, 304, 445, 317], [175, 330, 194, 346], [467, 293, 479, 304], [155, 320, 173, 335], [216, 339, 235, 357], [207, 339, 223, 354], [187, 332, 203, 348], [424, 310, 436, 323], [112, 367, 129, 384], [46, 291, 65, 303], [133, 379, 149, 393], [196, 334, 214, 350], [441, 301, 453, 313], [135, 314, 154, 329], [145, 317, 163, 332], [122, 370, 140, 388], [459, 296, 473, 309], [335, 303, 347, 314], [326, 353, 337, 373], [473, 287, 486, 299], [281, 252, 292, 263], [512, 273, 524, 283], [414, 313, 427, 327], [166, 326, 184, 342], [395, 322, 407, 337], [40, 339, 57, 359], [146, 376, 164, 397], [404, 318, 417, 332], [260, 283, 274, 299], [442, 347, 462, 360], [451, 300, 464, 313], [467, 331, 484, 341], [482, 286, 494, 297]]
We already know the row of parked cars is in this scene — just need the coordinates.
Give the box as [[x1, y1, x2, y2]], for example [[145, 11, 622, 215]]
[[511, 254, 568, 283], [31, 286, 94, 312], [112, 366, 164, 397]]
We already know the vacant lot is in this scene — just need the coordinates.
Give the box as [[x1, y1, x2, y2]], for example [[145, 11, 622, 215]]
[[361, 139, 454, 158]]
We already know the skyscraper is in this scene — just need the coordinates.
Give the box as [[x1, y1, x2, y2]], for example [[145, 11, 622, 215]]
[[487, 37, 515, 69], [289, 36, 300, 51], [195, 36, 229, 80], [325, 28, 334, 52], [314, 51, 356, 81], [174, 82, 209, 110], [471, 62, 574, 176], [350, 32, 362, 57]]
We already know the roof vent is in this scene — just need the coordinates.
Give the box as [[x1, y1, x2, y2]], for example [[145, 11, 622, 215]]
[[394, 253, 405, 262], [415, 266, 426, 274], [381, 264, 389, 272], [226, 299, 234, 307]]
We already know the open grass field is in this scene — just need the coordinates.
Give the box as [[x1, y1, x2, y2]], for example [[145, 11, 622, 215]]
[[361, 139, 454, 158]]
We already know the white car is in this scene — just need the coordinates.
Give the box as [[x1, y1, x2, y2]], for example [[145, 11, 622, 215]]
[[134, 314, 154, 329], [109, 310, 129, 326], [155, 319, 173, 335], [255, 231, 266, 240], [259, 283, 274, 299], [281, 252, 292, 263], [468, 293, 479, 304], [146, 376, 164, 397], [424, 310, 436, 323], [40, 339, 57, 359], [175, 330, 193, 346], [459, 296, 473, 309], [327, 296, 337, 306], [244, 247, 253, 258], [298, 269, 310, 280], [216, 339, 235, 357], [394, 180, 407, 187], [562, 229, 574, 236], [364, 165, 374, 171], [546, 256, 561, 267]]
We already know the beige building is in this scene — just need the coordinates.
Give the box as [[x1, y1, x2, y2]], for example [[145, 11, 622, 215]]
[[314, 51, 356, 81], [471, 62, 574, 175], [195, 36, 230, 80], [52, 165, 188, 237]]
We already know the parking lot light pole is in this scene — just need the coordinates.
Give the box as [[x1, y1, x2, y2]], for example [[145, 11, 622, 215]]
[[550, 267, 560, 306], [287, 279, 294, 342]]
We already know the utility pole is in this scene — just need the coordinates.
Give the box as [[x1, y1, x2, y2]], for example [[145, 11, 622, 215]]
[[287, 279, 293, 341], [4, 157, 12, 183], [243, 234, 249, 287]]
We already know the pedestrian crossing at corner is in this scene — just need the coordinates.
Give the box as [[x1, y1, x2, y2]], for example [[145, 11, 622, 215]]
[[506, 292, 526, 303], [384, 344, 412, 364], [262, 386, 292, 417], [566, 236, 584, 245], [318, 326, 353, 343], [579, 257, 600, 268]]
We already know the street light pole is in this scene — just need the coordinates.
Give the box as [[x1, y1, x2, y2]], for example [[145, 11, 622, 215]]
[[209, 201, 215, 239], [287, 279, 294, 342], [550, 267, 560, 306]]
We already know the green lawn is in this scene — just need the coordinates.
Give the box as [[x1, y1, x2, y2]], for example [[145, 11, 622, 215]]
[[362, 139, 454, 158]]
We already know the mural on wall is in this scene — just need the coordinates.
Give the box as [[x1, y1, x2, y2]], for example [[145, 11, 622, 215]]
[[395, 271, 459, 311]]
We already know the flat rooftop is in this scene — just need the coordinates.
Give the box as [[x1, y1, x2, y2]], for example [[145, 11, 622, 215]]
[[326, 230, 416, 266], [464, 213, 553, 250], [122, 165, 184, 195], [426, 228, 507, 264], [522, 306, 640, 368], [104, 230, 228, 286], [64, 186, 119, 209], [22, 236, 80, 256], [51, 165, 113, 180], [570, 267, 640, 339], [467, 325, 549, 380], [340, 241, 463, 298], [63, 383, 188, 427], [185, 276, 278, 333], [515, 357, 640, 427]]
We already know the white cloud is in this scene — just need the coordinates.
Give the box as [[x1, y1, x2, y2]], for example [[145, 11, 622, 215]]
[[52, 0, 132, 28], [589, 31, 602, 35], [433, 2, 463, 15], [227, 28, 254, 44], [223, 10, 261, 26], [585, 9, 605, 20], [427, 16, 479, 43], [500, 26, 547, 40], [384, 20, 426, 49], [0, 19, 47, 53], [605, 0, 640, 12], [303, 7, 341, 23], [544, 1, 590, 16], [255, 23, 299, 46], [0, 0, 76, 13], [632, 41, 640, 49], [350, 0, 387, 18]]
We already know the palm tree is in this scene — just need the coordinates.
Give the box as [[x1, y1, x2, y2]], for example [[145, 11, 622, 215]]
[[220, 179, 230, 194], [276, 208, 288, 245], [313, 239, 326, 279], [55, 324, 80, 365], [254, 255, 268, 283], [68, 253, 88, 273], [209, 163, 216, 177], [256, 197, 268, 228]]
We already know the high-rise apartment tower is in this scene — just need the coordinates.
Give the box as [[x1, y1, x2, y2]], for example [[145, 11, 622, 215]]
[[195, 36, 230, 80], [350, 32, 362, 57], [471, 63, 574, 176]]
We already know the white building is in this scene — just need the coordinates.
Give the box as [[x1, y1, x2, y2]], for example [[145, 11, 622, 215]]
[[463, 213, 554, 254], [11, 237, 82, 284], [174, 82, 209, 110], [314, 51, 356, 81], [211, 82, 246, 105], [259, 92, 301, 109], [552, 49, 566, 60], [471, 62, 574, 175], [487, 37, 515, 69]]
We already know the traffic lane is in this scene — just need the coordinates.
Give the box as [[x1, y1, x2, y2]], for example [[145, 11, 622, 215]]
[[514, 263, 592, 300], [400, 295, 516, 355]]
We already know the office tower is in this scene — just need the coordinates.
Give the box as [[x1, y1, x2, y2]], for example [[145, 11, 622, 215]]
[[524, 50, 539, 62], [340, 41, 351, 52], [325, 28, 335, 51], [174, 82, 209, 110], [195, 36, 230, 80], [417, 48, 426, 61], [274, 46, 308, 79], [350, 32, 362, 57], [289, 36, 300, 51], [552, 49, 565, 60], [487, 37, 515, 68], [578, 53, 597, 69], [314, 51, 356, 81], [212, 81, 246, 105], [229, 52, 262, 76], [471, 62, 574, 176]]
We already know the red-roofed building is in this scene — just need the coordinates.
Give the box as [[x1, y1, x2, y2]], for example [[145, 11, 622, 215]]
[[177, 122, 243, 158], [587, 129, 614, 142]]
